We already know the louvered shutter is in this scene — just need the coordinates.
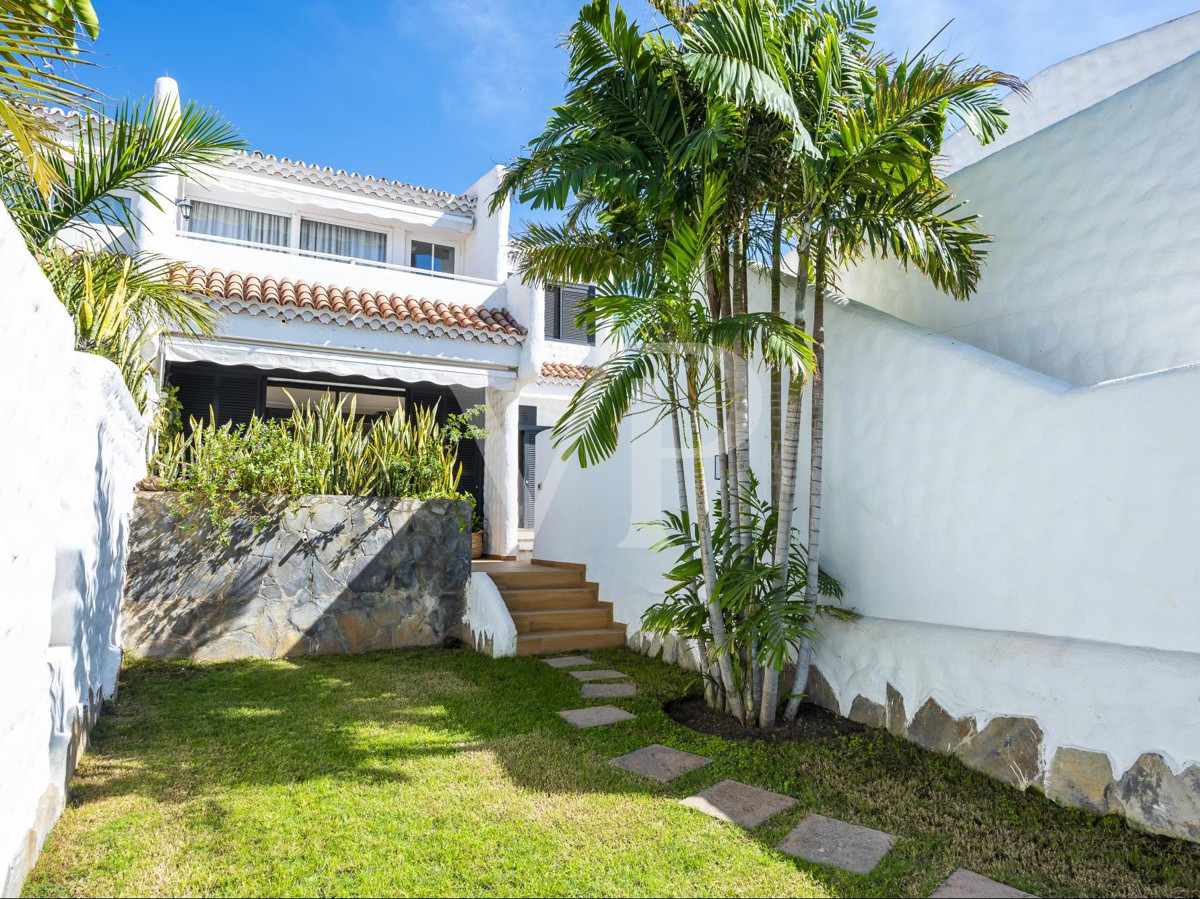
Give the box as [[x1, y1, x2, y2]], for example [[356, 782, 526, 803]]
[[544, 287, 561, 340], [560, 283, 595, 344], [167, 364, 218, 434], [216, 373, 263, 428]]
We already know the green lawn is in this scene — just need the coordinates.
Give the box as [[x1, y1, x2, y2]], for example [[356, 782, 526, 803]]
[[24, 648, 1200, 898]]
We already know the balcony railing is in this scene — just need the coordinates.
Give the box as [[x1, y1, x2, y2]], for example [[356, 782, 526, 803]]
[[173, 230, 503, 287]]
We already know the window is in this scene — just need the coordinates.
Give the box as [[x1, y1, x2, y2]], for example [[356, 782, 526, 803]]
[[300, 219, 387, 263], [264, 379, 404, 419], [545, 284, 596, 344], [410, 240, 455, 275], [187, 200, 290, 247]]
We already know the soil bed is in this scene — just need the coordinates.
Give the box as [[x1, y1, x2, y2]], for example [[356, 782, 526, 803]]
[[665, 695, 866, 743]]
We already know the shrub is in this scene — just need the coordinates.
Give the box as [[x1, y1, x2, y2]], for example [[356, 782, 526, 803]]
[[153, 394, 482, 542]]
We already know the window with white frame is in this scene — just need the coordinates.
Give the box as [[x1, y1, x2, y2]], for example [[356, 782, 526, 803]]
[[187, 200, 290, 247], [299, 219, 387, 263], [409, 240, 455, 275]]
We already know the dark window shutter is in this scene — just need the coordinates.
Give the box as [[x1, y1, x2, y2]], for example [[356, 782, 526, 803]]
[[544, 287, 561, 340], [522, 430, 537, 529], [167, 365, 218, 434], [216, 374, 263, 428], [559, 284, 594, 344]]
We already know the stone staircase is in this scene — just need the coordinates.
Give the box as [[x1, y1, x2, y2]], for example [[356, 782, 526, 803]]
[[472, 559, 626, 655]]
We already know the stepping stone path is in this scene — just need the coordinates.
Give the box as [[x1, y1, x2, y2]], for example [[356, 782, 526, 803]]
[[681, 779, 797, 828], [931, 869, 1035, 898], [543, 658, 1035, 893], [610, 744, 712, 783], [569, 669, 629, 682], [559, 705, 636, 728], [581, 682, 637, 699], [777, 814, 896, 875], [543, 656, 594, 668]]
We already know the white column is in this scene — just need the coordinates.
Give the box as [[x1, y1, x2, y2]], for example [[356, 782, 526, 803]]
[[483, 386, 519, 558], [131, 76, 182, 253]]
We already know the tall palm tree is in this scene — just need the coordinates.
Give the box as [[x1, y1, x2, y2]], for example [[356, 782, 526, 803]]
[[779, 53, 1023, 721]]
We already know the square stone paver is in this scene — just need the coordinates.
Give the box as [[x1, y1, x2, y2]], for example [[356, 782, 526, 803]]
[[581, 682, 637, 699], [931, 869, 1035, 898], [569, 669, 629, 682], [610, 744, 712, 783], [558, 705, 637, 728], [777, 814, 895, 875], [543, 656, 594, 668], [681, 779, 797, 828]]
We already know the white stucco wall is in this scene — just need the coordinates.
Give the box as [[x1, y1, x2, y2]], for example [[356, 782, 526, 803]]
[[844, 48, 1200, 387], [0, 204, 146, 897], [533, 264, 1199, 829]]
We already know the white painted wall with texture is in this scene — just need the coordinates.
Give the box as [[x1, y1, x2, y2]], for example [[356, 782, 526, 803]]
[[844, 49, 1200, 386], [0, 204, 146, 897]]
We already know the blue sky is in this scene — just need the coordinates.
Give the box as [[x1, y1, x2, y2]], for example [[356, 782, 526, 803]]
[[85, 0, 1198, 226]]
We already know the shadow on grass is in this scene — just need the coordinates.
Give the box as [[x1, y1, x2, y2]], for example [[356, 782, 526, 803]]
[[74, 647, 1200, 899]]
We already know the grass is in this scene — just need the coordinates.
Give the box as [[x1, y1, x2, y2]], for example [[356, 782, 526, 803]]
[[24, 648, 1200, 898]]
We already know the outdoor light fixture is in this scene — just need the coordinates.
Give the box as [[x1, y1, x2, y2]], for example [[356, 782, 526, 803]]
[[174, 197, 193, 226]]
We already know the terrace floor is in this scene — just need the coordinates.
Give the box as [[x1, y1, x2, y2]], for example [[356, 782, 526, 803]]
[[23, 648, 1200, 898]]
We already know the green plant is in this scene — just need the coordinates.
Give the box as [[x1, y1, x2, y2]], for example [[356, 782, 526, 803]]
[[497, 0, 1017, 727], [154, 394, 475, 543], [642, 471, 852, 713]]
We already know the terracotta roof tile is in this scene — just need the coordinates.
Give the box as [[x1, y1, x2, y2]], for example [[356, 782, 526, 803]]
[[540, 361, 593, 382], [172, 265, 525, 345], [226, 151, 477, 216]]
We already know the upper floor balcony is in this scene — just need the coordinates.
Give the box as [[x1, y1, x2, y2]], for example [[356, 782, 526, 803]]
[[160, 227, 508, 314]]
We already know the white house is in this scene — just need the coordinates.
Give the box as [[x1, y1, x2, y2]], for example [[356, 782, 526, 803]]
[[121, 77, 604, 560]]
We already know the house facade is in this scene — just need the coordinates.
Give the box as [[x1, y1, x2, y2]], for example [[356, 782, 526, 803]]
[[127, 76, 602, 556]]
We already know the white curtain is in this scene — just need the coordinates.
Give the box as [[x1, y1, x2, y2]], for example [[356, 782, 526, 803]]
[[188, 201, 290, 247], [300, 219, 387, 263]]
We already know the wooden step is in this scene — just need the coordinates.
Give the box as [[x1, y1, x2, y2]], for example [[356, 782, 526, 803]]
[[516, 625, 627, 656], [500, 587, 599, 611], [486, 567, 584, 590], [511, 607, 613, 634]]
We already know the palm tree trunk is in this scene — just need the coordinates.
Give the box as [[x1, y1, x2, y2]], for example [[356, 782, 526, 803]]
[[687, 401, 746, 722], [665, 376, 689, 515], [758, 254, 809, 728], [769, 206, 783, 508], [719, 237, 738, 527], [785, 240, 828, 723]]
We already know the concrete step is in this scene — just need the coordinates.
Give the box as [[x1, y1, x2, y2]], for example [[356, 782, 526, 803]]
[[511, 607, 613, 634], [487, 567, 584, 590], [517, 625, 627, 656], [501, 587, 600, 611]]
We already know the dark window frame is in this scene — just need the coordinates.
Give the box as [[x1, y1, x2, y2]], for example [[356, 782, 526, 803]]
[[545, 283, 597, 345]]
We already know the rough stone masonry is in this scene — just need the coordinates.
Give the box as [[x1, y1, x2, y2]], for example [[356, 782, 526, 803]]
[[123, 493, 471, 661]]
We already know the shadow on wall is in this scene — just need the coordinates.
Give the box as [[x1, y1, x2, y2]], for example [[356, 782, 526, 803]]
[[122, 494, 471, 661]]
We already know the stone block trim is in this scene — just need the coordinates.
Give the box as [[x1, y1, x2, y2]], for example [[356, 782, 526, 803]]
[[626, 629, 1200, 844], [123, 493, 471, 661], [804, 666, 1200, 844]]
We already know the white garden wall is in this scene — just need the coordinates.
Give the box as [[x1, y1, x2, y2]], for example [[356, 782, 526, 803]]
[[844, 49, 1200, 387], [534, 287, 1200, 839], [0, 204, 146, 896]]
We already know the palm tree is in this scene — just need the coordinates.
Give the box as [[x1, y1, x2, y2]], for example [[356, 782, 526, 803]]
[[548, 177, 814, 719], [0, 91, 245, 410], [0, 0, 98, 194], [779, 53, 1023, 721]]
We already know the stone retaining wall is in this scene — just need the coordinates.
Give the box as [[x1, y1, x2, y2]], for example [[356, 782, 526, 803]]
[[123, 493, 470, 661]]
